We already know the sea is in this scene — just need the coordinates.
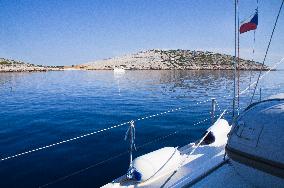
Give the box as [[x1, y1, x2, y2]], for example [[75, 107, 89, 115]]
[[0, 70, 283, 188]]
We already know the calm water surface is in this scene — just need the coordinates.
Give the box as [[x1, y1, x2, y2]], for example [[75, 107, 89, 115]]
[[0, 70, 283, 188]]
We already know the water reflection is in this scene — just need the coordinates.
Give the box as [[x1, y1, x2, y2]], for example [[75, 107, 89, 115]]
[[113, 70, 125, 96]]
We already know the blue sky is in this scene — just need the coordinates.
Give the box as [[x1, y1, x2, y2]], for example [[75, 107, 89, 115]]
[[0, 0, 283, 66]]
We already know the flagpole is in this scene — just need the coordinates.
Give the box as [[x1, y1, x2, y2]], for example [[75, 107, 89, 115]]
[[244, 0, 259, 91], [237, 0, 240, 112], [232, 0, 237, 118]]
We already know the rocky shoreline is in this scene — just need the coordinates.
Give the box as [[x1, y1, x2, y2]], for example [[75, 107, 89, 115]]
[[1, 49, 270, 72], [0, 58, 63, 72], [82, 49, 269, 71]]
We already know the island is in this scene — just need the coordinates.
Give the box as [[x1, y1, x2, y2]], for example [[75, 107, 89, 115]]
[[81, 49, 268, 70], [1, 49, 268, 72]]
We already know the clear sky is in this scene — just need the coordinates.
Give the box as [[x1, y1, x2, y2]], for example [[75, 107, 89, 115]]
[[0, 0, 283, 66]]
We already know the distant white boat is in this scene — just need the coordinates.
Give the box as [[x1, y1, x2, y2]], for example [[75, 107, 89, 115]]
[[113, 67, 125, 74], [64, 68, 79, 71]]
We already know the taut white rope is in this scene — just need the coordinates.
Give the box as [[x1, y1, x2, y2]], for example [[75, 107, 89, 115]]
[[0, 99, 211, 162]]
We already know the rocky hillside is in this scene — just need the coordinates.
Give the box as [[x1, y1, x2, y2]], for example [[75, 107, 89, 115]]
[[83, 49, 268, 70], [0, 58, 63, 72]]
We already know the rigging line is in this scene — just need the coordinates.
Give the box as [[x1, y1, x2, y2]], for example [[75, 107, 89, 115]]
[[240, 0, 259, 24], [237, 0, 240, 110], [221, 58, 277, 111], [249, 0, 259, 90], [250, 0, 284, 105], [240, 57, 284, 96], [233, 0, 238, 118], [175, 109, 234, 146], [39, 151, 127, 188], [39, 110, 225, 188], [0, 121, 131, 162], [249, 30, 256, 90], [42, 105, 246, 188], [162, 109, 233, 187], [190, 110, 228, 155], [0, 98, 211, 162], [235, 58, 284, 108], [40, 99, 240, 188], [240, 12, 255, 24], [210, 58, 282, 109], [210, 62, 281, 121], [240, 9, 258, 24], [38, 131, 179, 188], [214, 100, 223, 113]]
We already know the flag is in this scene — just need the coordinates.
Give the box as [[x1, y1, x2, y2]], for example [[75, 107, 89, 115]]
[[240, 12, 258, 34]]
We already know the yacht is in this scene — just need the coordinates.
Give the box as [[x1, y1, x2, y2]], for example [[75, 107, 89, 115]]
[[113, 67, 126, 74], [102, 0, 284, 186]]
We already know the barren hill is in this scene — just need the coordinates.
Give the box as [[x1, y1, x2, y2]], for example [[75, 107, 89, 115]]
[[82, 49, 268, 70]]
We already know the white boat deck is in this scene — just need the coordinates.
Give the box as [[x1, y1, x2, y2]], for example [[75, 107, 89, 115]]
[[103, 143, 230, 188], [150, 143, 226, 187], [192, 163, 250, 188], [102, 119, 246, 188]]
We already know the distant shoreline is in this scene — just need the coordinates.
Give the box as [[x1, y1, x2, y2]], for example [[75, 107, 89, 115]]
[[0, 66, 64, 73], [0, 68, 276, 73], [81, 67, 272, 71], [0, 58, 64, 73], [81, 49, 269, 71], [1, 49, 271, 73]]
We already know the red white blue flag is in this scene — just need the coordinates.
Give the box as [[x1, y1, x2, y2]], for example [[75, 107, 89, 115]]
[[240, 12, 258, 34]]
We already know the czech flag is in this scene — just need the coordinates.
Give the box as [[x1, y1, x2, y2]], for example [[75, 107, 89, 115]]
[[240, 12, 258, 34]]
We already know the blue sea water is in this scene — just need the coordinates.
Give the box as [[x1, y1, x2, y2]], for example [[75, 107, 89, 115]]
[[0, 70, 283, 188]]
